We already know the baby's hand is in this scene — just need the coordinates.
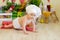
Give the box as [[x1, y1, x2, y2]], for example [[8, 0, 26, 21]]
[[33, 30, 38, 33], [24, 31, 29, 35]]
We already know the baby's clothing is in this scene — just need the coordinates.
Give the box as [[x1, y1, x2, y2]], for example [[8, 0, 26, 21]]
[[26, 5, 41, 19], [13, 17, 21, 29], [13, 17, 34, 29]]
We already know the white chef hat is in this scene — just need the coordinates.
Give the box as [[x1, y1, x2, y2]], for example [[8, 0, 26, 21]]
[[26, 5, 41, 18]]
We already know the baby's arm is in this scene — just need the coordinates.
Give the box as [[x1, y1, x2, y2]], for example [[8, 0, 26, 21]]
[[22, 18, 28, 34], [31, 21, 36, 32]]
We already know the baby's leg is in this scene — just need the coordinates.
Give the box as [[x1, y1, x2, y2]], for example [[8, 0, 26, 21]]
[[4, 23, 13, 28], [31, 21, 36, 31], [27, 22, 35, 29], [27, 22, 33, 28]]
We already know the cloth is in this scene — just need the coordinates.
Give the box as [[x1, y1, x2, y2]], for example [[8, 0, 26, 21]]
[[26, 5, 41, 19], [13, 17, 21, 29]]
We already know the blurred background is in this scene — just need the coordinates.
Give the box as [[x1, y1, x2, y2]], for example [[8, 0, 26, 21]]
[[0, 0, 60, 40], [42, 0, 60, 20]]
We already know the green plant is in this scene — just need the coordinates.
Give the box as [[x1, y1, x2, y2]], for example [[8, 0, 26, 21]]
[[14, 4, 21, 12], [7, 2, 13, 8], [17, 12, 25, 17], [2, 2, 13, 12], [29, 0, 41, 7]]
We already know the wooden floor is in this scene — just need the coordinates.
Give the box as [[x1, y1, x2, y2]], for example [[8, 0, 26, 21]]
[[0, 22, 60, 40]]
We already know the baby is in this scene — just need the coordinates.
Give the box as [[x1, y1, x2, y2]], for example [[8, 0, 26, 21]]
[[15, 14, 36, 33], [1, 5, 41, 34]]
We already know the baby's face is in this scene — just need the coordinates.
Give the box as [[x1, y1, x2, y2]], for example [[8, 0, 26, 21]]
[[30, 13, 36, 16], [29, 13, 36, 19]]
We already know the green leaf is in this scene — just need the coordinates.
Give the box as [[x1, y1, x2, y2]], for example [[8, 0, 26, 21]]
[[7, 2, 12, 8], [14, 4, 21, 11], [29, 0, 41, 6], [17, 12, 25, 17]]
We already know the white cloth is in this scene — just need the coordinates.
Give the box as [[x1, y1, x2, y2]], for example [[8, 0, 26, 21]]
[[13, 17, 34, 29], [26, 5, 41, 19], [13, 17, 21, 29]]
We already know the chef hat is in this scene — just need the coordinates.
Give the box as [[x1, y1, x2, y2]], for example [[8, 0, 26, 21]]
[[26, 5, 41, 18]]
